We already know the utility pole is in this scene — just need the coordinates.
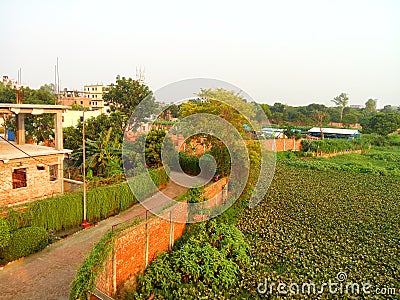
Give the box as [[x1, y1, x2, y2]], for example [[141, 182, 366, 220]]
[[82, 110, 90, 228]]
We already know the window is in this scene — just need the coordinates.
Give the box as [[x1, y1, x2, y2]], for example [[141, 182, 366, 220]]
[[49, 165, 58, 181], [12, 168, 27, 189], [80, 101, 83, 105], [37, 165, 45, 171]]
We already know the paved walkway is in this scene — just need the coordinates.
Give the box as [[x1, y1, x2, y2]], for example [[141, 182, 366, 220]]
[[0, 172, 205, 300]]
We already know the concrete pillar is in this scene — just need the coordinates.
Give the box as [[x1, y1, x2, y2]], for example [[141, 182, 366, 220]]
[[112, 245, 117, 295], [169, 209, 174, 251], [16, 113, 25, 145], [54, 112, 63, 150]]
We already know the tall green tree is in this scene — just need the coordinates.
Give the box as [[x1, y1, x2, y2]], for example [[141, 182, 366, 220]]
[[103, 76, 157, 130], [364, 99, 377, 116], [331, 93, 349, 123]]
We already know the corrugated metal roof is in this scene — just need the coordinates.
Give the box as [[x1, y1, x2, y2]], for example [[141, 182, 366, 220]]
[[308, 127, 360, 135]]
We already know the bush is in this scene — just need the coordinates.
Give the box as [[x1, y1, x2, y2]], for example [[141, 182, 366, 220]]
[[301, 138, 369, 154], [3, 168, 169, 233], [176, 152, 200, 175], [130, 221, 250, 299], [0, 219, 11, 249], [0, 227, 48, 262]]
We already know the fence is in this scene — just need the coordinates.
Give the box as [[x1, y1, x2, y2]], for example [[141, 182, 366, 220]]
[[93, 177, 228, 298]]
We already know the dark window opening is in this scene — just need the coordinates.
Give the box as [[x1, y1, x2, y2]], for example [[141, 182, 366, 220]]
[[37, 165, 45, 171], [12, 168, 27, 189], [49, 165, 58, 181]]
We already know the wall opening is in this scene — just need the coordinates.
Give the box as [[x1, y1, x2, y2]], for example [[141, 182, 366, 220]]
[[12, 168, 27, 189], [49, 164, 58, 181]]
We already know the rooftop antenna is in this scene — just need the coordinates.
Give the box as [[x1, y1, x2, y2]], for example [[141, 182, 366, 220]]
[[136, 66, 145, 85], [57, 57, 60, 94]]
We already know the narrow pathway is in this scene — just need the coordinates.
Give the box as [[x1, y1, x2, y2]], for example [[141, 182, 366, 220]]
[[0, 172, 205, 300]]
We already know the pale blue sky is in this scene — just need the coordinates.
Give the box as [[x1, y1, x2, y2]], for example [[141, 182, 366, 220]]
[[1, 0, 399, 107]]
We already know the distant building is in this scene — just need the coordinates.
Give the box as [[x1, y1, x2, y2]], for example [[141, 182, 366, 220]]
[[83, 84, 111, 112], [328, 122, 361, 129], [62, 109, 103, 127], [307, 127, 360, 139], [58, 86, 110, 113], [261, 128, 287, 139], [350, 104, 364, 109], [2, 75, 23, 90]]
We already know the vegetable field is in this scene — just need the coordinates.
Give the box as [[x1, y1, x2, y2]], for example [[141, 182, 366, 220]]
[[237, 167, 400, 299]]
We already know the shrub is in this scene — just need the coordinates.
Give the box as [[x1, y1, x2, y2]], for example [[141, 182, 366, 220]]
[[130, 221, 250, 299], [301, 138, 369, 154], [3, 168, 169, 233], [0, 219, 11, 249], [0, 227, 48, 262]]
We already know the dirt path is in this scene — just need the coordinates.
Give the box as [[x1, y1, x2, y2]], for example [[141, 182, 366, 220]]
[[0, 172, 204, 300]]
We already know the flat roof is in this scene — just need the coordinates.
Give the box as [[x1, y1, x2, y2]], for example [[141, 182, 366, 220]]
[[308, 127, 360, 135], [0, 103, 70, 114], [0, 140, 72, 161]]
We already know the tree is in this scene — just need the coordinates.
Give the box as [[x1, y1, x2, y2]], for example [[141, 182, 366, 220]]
[[0, 82, 16, 103], [73, 127, 122, 178], [361, 113, 400, 136], [331, 93, 349, 123], [312, 110, 328, 140], [103, 76, 157, 130], [342, 113, 358, 127], [364, 99, 376, 116], [381, 105, 394, 114], [4, 84, 57, 144]]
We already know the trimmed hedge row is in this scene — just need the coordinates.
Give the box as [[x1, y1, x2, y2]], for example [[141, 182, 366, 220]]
[[0, 226, 48, 263], [3, 168, 169, 232], [301, 138, 370, 154]]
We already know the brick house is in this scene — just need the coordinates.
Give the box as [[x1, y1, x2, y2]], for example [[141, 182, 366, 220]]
[[0, 104, 72, 206]]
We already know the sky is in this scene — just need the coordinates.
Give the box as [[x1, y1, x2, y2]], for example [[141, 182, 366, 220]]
[[0, 0, 399, 108]]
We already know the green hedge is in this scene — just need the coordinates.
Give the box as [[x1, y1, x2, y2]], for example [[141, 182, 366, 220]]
[[301, 138, 370, 154], [127, 167, 169, 201], [0, 219, 11, 249], [0, 227, 48, 263], [176, 152, 200, 175], [3, 168, 169, 232]]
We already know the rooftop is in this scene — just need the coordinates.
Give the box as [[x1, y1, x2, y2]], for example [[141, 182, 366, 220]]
[[0, 139, 72, 162], [0, 103, 70, 114], [308, 127, 360, 135]]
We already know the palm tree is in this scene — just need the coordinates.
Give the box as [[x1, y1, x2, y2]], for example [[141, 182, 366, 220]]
[[76, 127, 122, 177]]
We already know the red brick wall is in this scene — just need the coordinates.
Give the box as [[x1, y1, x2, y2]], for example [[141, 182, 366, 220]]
[[262, 138, 302, 152], [0, 154, 63, 206], [94, 178, 228, 296]]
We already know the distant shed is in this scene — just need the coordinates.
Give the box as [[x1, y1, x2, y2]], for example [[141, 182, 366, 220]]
[[307, 127, 360, 139]]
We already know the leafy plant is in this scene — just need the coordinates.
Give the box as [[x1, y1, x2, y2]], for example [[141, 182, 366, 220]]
[[0, 227, 48, 263], [0, 219, 11, 249]]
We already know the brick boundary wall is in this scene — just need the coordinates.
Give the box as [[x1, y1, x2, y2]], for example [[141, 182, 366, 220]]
[[94, 177, 228, 297], [262, 138, 302, 152]]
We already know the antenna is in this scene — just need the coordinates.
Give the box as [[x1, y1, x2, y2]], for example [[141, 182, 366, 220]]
[[57, 57, 60, 94], [136, 66, 146, 85]]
